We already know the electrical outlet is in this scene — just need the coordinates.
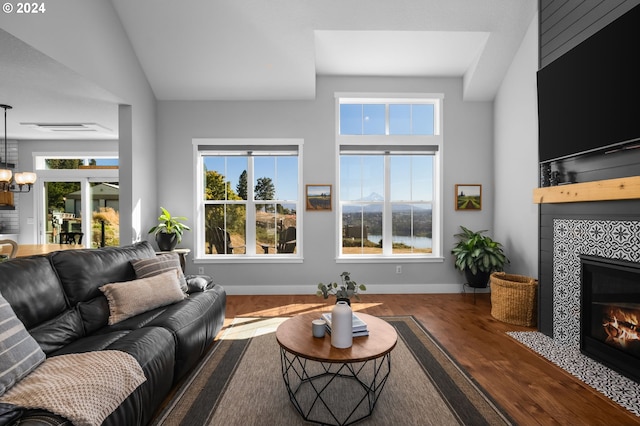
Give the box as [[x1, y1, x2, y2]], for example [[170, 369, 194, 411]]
[[198, 267, 204, 274], [396, 265, 402, 274]]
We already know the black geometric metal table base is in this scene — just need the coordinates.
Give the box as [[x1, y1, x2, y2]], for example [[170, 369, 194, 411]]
[[279, 347, 392, 426]]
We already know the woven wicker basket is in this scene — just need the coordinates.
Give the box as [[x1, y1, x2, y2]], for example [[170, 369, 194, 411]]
[[490, 272, 538, 327]]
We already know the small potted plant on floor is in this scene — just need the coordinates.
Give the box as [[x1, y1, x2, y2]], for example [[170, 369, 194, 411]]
[[316, 272, 367, 305], [451, 226, 509, 288], [148, 207, 191, 251]]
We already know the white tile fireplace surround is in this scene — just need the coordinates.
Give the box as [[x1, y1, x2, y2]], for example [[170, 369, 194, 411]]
[[508, 219, 640, 417], [552, 219, 640, 346]]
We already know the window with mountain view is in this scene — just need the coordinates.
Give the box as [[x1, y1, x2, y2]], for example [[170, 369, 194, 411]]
[[194, 140, 301, 259], [337, 95, 442, 258]]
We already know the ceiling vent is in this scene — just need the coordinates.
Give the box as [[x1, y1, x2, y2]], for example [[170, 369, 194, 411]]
[[20, 123, 112, 134]]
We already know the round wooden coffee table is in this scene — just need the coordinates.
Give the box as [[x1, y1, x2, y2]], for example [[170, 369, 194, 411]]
[[276, 312, 397, 426]]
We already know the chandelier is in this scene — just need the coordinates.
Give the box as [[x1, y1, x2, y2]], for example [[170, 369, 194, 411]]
[[1, 104, 36, 192]]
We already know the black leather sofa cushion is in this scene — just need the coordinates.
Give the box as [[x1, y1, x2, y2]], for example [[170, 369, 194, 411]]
[[49, 242, 156, 306], [52, 326, 175, 426], [76, 297, 110, 336], [13, 326, 176, 426], [28, 308, 85, 354], [147, 285, 226, 380], [0, 257, 66, 330], [93, 284, 226, 382]]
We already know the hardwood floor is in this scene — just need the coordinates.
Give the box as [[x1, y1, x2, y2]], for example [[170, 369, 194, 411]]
[[223, 293, 640, 425]]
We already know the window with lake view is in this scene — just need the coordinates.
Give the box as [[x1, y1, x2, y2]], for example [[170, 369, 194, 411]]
[[337, 95, 442, 258]]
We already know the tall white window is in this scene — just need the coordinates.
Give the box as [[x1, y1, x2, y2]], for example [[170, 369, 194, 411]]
[[194, 139, 302, 260], [337, 94, 443, 259]]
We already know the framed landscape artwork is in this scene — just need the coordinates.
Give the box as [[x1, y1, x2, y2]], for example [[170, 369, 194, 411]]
[[455, 184, 482, 211], [306, 184, 332, 211]]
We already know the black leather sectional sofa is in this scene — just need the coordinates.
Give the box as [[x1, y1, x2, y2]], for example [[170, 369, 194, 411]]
[[0, 241, 226, 425]]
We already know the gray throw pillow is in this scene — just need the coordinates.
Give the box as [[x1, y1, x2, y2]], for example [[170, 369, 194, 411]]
[[184, 275, 214, 293], [131, 253, 188, 293], [0, 293, 46, 396]]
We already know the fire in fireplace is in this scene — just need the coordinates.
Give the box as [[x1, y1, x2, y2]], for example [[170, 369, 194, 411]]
[[601, 304, 640, 349], [580, 255, 640, 383]]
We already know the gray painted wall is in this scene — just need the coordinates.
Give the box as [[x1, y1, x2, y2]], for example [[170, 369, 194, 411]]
[[157, 76, 496, 294], [493, 14, 540, 279]]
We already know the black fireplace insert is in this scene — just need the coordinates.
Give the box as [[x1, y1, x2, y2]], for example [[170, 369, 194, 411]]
[[580, 255, 640, 383]]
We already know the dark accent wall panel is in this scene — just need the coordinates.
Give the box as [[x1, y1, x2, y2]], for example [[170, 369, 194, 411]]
[[540, 0, 639, 68], [537, 0, 640, 337]]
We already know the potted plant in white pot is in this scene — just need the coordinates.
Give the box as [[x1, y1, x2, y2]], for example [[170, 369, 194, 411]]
[[148, 207, 191, 251], [316, 272, 367, 305], [451, 226, 509, 288]]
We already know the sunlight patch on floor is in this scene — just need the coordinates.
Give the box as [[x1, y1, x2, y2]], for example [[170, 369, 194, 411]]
[[222, 317, 287, 340]]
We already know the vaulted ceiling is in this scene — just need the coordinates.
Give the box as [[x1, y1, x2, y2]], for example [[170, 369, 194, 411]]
[[0, 0, 536, 140]]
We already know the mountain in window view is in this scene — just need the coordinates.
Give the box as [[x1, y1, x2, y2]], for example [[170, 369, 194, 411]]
[[343, 193, 432, 212], [360, 192, 385, 202]]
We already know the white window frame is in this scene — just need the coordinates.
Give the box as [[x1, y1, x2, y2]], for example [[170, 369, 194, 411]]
[[192, 138, 303, 263], [335, 93, 444, 263], [33, 153, 119, 247]]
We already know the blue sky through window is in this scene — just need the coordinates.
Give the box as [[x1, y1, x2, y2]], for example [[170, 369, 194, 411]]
[[390, 156, 433, 201], [203, 155, 298, 201], [340, 156, 384, 201], [95, 158, 119, 166], [340, 103, 434, 135]]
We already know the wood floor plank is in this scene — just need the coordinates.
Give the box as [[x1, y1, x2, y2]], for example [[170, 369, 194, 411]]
[[223, 293, 640, 425]]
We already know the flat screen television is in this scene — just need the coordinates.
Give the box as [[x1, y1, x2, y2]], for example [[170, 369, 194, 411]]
[[537, 4, 640, 163]]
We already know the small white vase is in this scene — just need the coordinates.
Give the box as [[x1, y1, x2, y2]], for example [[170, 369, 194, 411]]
[[331, 300, 353, 348]]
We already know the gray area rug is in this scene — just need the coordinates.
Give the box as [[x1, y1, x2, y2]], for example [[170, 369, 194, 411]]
[[152, 316, 513, 426], [508, 331, 640, 417]]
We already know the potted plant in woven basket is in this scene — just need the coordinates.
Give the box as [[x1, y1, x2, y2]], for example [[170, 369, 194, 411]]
[[451, 226, 509, 288]]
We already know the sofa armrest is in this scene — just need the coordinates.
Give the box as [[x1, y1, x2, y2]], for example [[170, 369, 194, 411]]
[[184, 275, 215, 293], [1, 408, 71, 426], [0, 403, 22, 426]]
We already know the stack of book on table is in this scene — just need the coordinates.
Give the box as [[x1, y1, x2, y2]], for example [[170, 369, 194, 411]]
[[321, 312, 369, 337]]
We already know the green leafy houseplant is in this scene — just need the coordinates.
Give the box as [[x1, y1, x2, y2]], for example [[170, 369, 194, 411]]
[[316, 272, 367, 302], [148, 207, 191, 251], [451, 226, 509, 288]]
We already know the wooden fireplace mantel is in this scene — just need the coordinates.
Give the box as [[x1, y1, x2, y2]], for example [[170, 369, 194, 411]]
[[533, 176, 640, 204]]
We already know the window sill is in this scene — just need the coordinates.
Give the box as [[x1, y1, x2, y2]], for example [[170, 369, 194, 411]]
[[194, 256, 303, 264], [336, 256, 444, 264]]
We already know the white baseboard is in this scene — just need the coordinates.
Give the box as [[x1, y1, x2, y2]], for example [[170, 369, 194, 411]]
[[221, 283, 490, 295]]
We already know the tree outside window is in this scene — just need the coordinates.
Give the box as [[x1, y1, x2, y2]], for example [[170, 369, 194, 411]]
[[198, 146, 300, 257]]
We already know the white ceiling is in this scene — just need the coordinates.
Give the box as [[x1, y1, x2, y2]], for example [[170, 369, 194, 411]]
[[0, 0, 536, 140], [0, 29, 121, 141]]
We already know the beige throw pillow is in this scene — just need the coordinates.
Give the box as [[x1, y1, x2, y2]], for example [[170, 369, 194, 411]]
[[99, 270, 186, 325]]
